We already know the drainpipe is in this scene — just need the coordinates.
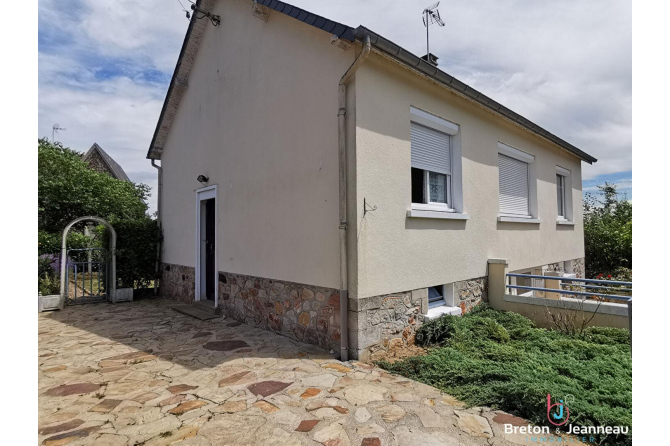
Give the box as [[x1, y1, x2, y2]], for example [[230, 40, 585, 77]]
[[151, 159, 163, 296], [338, 36, 371, 361]]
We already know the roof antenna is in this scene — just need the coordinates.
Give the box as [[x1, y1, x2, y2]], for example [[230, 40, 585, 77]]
[[422, 2, 444, 66], [52, 123, 66, 143]]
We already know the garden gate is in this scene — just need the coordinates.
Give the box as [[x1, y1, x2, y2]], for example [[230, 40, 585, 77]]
[[65, 247, 109, 305], [60, 216, 117, 305]]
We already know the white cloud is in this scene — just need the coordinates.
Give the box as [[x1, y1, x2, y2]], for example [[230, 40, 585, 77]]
[[39, 0, 631, 214]]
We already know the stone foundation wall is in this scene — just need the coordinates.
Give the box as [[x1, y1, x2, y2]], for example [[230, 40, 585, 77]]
[[160, 263, 195, 304], [541, 257, 585, 278], [349, 289, 427, 361], [218, 272, 341, 353], [454, 277, 487, 313]]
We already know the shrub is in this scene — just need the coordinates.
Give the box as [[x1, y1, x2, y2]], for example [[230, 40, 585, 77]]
[[38, 254, 61, 295], [380, 308, 631, 445], [583, 183, 632, 278], [38, 275, 60, 295], [97, 218, 161, 289], [414, 315, 459, 346]]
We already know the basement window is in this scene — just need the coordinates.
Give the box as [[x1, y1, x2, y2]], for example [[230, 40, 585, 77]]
[[428, 286, 446, 309]]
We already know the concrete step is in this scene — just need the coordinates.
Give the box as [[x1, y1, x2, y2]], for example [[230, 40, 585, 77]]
[[192, 300, 222, 315], [424, 305, 463, 321], [170, 304, 221, 321]]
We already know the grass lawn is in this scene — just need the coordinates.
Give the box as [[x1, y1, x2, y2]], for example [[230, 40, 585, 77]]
[[378, 305, 632, 445]]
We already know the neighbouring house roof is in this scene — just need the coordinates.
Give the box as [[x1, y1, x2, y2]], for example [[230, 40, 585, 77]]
[[147, 0, 597, 164], [83, 143, 131, 182]]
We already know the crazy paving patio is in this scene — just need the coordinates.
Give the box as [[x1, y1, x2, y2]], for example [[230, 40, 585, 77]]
[[39, 298, 567, 446]]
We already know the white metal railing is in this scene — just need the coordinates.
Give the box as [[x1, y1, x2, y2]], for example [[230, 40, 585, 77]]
[[506, 273, 632, 302]]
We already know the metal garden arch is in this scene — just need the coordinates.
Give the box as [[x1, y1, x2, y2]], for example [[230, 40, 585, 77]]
[[60, 216, 117, 303]]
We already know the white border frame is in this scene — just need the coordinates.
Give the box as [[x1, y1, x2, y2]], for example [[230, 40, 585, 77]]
[[195, 185, 218, 307]]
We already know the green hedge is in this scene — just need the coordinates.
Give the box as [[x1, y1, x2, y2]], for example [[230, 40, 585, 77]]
[[100, 218, 161, 289], [39, 219, 161, 290], [380, 305, 632, 445]]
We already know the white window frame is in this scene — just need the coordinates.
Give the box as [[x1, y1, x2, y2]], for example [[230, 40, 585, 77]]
[[428, 284, 447, 309], [556, 173, 566, 218], [556, 166, 573, 223], [408, 106, 466, 219], [497, 142, 539, 223]]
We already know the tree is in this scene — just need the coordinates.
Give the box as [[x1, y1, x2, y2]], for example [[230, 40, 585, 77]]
[[38, 139, 160, 289], [583, 183, 632, 278], [38, 138, 150, 234]]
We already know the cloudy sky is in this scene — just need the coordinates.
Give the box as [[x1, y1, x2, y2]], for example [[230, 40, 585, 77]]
[[38, 0, 632, 213]]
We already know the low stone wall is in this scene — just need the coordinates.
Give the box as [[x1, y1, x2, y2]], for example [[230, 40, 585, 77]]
[[455, 277, 487, 313], [488, 258, 629, 331], [541, 257, 585, 278], [573, 258, 585, 278], [349, 289, 427, 361], [160, 263, 195, 304], [218, 272, 341, 353]]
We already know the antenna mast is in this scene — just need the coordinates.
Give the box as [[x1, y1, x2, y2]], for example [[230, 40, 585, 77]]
[[52, 123, 66, 143], [423, 2, 445, 62]]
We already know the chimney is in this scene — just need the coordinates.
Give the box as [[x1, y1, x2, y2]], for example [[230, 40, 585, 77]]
[[421, 53, 439, 66]]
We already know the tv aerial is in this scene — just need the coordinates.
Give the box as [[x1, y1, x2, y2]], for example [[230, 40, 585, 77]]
[[422, 2, 445, 60], [52, 123, 66, 143]]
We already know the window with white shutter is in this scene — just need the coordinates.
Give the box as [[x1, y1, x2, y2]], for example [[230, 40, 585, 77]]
[[498, 153, 530, 217], [408, 107, 465, 218], [410, 122, 453, 207]]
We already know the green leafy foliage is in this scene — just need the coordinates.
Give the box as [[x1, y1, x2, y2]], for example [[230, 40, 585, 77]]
[[38, 254, 61, 295], [380, 305, 631, 445], [38, 139, 149, 233], [583, 183, 632, 278], [96, 219, 161, 289], [38, 139, 159, 289]]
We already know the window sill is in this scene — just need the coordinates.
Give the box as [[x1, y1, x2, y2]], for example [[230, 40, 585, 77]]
[[407, 209, 470, 220], [556, 219, 576, 226], [411, 203, 455, 212], [497, 216, 541, 224]]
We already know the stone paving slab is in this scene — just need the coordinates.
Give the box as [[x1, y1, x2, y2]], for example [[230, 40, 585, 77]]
[[38, 298, 580, 446]]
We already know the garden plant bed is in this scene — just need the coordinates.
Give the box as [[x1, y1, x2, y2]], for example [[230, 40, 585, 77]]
[[377, 305, 632, 445]]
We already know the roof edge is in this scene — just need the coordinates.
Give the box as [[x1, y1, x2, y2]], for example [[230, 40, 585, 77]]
[[147, 0, 209, 160], [147, 1, 596, 165], [354, 26, 597, 164]]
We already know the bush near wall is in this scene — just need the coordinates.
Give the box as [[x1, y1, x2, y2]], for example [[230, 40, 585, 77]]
[[38, 139, 159, 290], [99, 218, 161, 289], [583, 183, 632, 278], [380, 305, 632, 446]]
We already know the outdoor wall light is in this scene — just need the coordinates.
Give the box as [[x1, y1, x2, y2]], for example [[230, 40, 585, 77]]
[[197, 175, 209, 185]]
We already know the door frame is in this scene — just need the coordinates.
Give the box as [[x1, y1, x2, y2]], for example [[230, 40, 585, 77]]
[[195, 185, 218, 307]]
